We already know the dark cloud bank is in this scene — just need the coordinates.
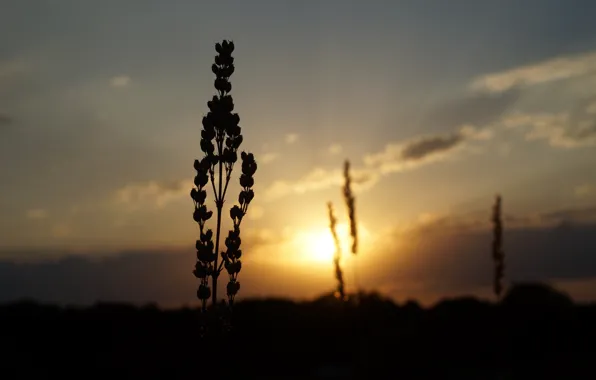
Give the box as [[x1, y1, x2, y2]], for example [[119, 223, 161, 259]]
[[2, 206, 596, 306]]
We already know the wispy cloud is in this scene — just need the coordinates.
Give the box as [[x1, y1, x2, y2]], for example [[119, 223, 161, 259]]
[[503, 112, 596, 148], [265, 167, 343, 201], [365, 125, 492, 174], [114, 179, 191, 209], [247, 205, 265, 220], [285, 133, 298, 144], [26, 209, 48, 220], [109, 75, 131, 88], [422, 90, 519, 131], [328, 143, 342, 155], [470, 50, 596, 94], [400, 133, 463, 161], [264, 166, 381, 202], [464, 50, 596, 149], [51, 224, 72, 238], [264, 126, 492, 201], [260, 152, 279, 164], [575, 184, 596, 198]]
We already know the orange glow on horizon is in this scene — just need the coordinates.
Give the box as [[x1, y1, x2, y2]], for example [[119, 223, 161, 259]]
[[287, 222, 372, 266]]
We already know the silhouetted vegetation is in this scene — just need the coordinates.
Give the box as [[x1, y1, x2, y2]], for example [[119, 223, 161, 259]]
[[343, 160, 358, 256], [327, 202, 345, 300], [191, 40, 257, 331], [2, 283, 594, 379], [343, 160, 360, 295], [492, 194, 505, 299]]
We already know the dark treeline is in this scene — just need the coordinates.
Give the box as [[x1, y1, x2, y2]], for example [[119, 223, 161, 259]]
[[1, 283, 594, 379]]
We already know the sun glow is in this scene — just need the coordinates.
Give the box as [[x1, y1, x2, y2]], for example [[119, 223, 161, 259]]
[[291, 223, 360, 264], [302, 229, 337, 263]]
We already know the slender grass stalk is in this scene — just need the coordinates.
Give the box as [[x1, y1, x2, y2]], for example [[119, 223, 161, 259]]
[[327, 202, 345, 300], [342, 160, 359, 295], [191, 40, 257, 330], [343, 160, 358, 255], [491, 194, 504, 300]]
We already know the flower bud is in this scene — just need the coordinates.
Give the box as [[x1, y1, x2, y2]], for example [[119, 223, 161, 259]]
[[198, 284, 211, 300], [240, 174, 254, 188], [193, 263, 207, 279], [192, 209, 202, 223], [200, 139, 215, 155], [194, 172, 209, 188], [226, 281, 240, 296], [230, 205, 243, 220], [244, 189, 254, 203]]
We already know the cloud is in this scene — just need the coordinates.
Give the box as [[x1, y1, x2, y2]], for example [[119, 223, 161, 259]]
[[470, 50, 596, 94], [328, 144, 342, 155], [364, 125, 491, 173], [400, 133, 463, 161], [247, 205, 265, 220], [260, 153, 278, 164], [113, 125, 488, 205], [538, 206, 596, 226], [265, 168, 343, 201], [364, 206, 596, 302], [264, 126, 492, 201], [109, 75, 131, 88], [51, 224, 72, 238], [406, 206, 596, 235], [114, 179, 192, 209], [422, 90, 519, 131], [0, 228, 294, 306], [26, 209, 48, 220], [575, 184, 595, 198], [0, 249, 324, 306], [2, 206, 596, 306], [264, 164, 381, 202], [285, 134, 298, 144], [503, 111, 596, 148]]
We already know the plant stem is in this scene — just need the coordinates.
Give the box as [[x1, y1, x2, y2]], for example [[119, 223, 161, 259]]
[[352, 254, 359, 296], [212, 139, 224, 308]]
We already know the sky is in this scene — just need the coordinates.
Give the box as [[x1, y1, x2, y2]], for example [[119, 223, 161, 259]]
[[1, 0, 596, 306]]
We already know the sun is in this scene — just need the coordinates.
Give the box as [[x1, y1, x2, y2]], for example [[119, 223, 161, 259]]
[[303, 229, 337, 263], [293, 226, 349, 264], [289, 222, 370, 266]]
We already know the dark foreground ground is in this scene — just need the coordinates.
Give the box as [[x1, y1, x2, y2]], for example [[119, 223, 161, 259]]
[[1, 283, 595, 379]]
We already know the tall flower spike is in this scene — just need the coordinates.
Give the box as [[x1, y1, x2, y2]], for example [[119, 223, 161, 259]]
[[191, 40, 257, 333], [223, 151, 257, 309], [491, 194, 504, 300]]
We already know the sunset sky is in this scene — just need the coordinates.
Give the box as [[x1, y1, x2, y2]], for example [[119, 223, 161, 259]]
[[1, 0, 596, 306]]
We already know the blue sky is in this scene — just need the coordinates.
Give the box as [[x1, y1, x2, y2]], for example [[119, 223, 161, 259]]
[[1, 0, 596, 304]]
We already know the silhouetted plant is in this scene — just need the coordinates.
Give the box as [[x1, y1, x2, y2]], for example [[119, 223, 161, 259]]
[[327, 202, 345, 300], [343, 160, 358, 255], [491, 194, 504, 300], [191, 40, 257, 323], [342, 160, 359, 294]]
